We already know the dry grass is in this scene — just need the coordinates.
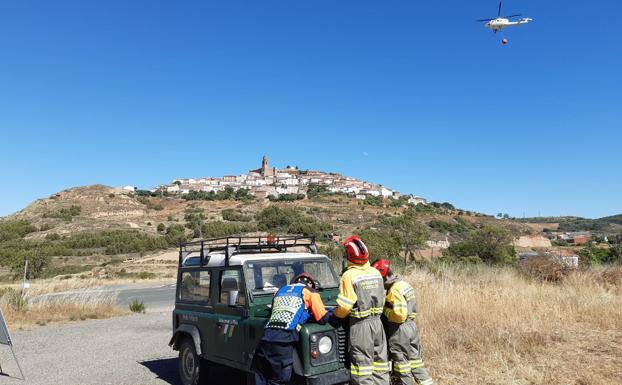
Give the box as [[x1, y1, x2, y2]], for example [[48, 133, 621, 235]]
[[0, 289, 128, 329], [406, 265, 622, 385]]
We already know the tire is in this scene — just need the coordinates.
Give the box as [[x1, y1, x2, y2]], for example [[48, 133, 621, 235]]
[[178, 337, 208, 385]]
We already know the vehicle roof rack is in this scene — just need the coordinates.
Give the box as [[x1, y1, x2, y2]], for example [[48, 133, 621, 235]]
[[178, 235, 317, 267]]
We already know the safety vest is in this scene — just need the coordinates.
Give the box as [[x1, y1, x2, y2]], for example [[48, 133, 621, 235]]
[[266, 284, 310, 331]]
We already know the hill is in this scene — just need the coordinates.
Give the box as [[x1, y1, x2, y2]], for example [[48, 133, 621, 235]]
[[520, 215, 622, 234], [599, 213, 622, 226], [0, 184, 538, 281]]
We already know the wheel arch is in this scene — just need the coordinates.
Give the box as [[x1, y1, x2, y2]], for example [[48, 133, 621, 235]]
[[169, 324, 203, 356]]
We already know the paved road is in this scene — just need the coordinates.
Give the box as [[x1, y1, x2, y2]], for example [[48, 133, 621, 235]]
[[0, 283, 253, 384], [116, 284, 176, 310], [1, 311, 179, 385], [0, 310, 250, 385], [30, 282, 177, 311]]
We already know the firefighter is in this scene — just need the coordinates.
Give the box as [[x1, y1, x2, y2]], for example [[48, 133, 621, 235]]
[[254, 273, 329, 385], [330, 235, 390, 385], [372, 259, 435, 385]]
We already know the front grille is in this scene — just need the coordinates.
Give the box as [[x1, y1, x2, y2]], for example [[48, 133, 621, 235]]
[[336, 327, 347, 364]]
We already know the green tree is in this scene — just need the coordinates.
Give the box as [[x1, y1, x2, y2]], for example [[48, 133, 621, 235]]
[[184, 208, 205, 238], [381, 209, 429, 263], [11, 254, 51, 279], [447, 225, 516, 264], [358, 229, 402, 261]]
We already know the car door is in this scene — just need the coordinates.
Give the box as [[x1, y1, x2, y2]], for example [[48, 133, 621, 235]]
[[212, 268, 250, 366]]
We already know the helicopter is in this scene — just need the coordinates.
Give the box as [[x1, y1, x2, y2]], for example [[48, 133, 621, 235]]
[[477, 1, 532, 43]]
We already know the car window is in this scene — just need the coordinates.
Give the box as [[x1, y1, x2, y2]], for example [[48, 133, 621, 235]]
[[245, 259, 339, 294], [180, 270, 211, 303], [219, 269, 246, 306]]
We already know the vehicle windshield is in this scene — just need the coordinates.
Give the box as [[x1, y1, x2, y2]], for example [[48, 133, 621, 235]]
[[244, 258, 339, 295]]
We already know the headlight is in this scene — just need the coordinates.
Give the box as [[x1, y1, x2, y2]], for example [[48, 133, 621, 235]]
[[318, 336, 333, 354]]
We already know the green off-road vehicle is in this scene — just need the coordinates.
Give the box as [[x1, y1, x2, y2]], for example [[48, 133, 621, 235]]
[[169, 236, 350, 385]]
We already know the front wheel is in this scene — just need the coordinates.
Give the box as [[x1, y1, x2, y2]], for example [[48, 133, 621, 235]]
[[178, 338, 208, 385]]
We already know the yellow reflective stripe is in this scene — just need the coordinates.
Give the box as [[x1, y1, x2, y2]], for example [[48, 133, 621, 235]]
[[350, 309, 371, 318], [337, 295, 355, 306], [350, 307, 384, 318], [410, 359, 424, 369], [408, 312, 417, 319], [419, 379, 434, 385], [373, 361, 390, 372], [392, 362, 412, 373], [394, 367, 412, 373], [350, 364, 374, 376]]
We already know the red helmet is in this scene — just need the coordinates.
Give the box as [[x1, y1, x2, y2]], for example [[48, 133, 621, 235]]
[[292, 272, 316, 289], [371, 259, 391, 279], [343, 235, 369, 264]]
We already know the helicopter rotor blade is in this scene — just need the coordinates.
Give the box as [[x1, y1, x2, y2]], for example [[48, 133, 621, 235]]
[[503, 14, 522, 19], [476, 18, 494, 22], [498, 1, 502, 17]]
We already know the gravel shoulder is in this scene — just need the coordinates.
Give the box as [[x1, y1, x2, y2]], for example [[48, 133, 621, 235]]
[[0, 310, 179, 385]]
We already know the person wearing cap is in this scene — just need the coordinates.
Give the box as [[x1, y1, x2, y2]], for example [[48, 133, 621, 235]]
[[330, 235, 390, 385], [254, 273, 329, 385], [372, 259, 435, 385]]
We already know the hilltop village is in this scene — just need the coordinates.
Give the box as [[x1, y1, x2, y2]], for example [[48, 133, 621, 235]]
[[160, 156, 428, 204]]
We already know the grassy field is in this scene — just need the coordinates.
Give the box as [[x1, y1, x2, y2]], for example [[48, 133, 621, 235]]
[[1, 288, 128, 329], [409, 265, 622, 385]]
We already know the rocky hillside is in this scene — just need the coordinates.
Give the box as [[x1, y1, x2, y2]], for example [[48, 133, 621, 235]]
[[8, 185, 536, 243], [0, 184, 543, 280]]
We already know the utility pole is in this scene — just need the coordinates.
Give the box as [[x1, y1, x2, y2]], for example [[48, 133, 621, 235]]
[[21, 259, 29, 295]]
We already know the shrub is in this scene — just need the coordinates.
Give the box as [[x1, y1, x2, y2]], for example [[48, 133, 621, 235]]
[[10, 254, 51, 279], [1, 288, 28, 311], [129, 299, 145, 313], [221, 209, 252, 222], [521, 256, 571, 282], [388, 197, 409, 208], [268, 193, 305, 202], [446, 225, 516, 264], [166, 224, 189, 245], [255, 206, 332, 239], [182, 187, 254, 202], [43, 205, 82, 221], [136, 197, 164, 211], [379, 209, 429, 263], [157, 223, 166, 232], [307, 184, 329, 199], [358, 229, 402, 261], [363, 195, 384, 207], [429, 218, 473, 234], [577, 245, 610, 265], [45, 232, 61, 241], [39, 223, 53, 231], [137, 272, 156, 279], [601, 266, 622, 286], [0, 220, 38, 241], [201, 221, 256, 238]]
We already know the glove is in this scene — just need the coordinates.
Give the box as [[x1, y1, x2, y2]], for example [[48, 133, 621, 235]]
[[328, 313, 342, 329]]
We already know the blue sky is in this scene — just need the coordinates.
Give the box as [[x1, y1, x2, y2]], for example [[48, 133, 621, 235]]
[[1, 0, 620, 219]]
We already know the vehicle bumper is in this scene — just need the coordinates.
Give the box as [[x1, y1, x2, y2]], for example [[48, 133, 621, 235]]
[[306, 368, 350, 385]]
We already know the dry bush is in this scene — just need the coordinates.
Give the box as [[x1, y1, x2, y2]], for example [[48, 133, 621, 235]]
[[405, 265, 622, 385], [521, 256, 572, 282], [0, 290, 128, 328], [600, 266, 622, 286]]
